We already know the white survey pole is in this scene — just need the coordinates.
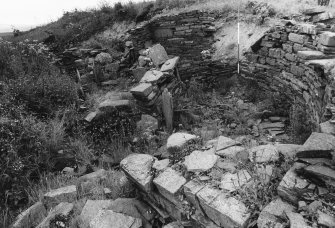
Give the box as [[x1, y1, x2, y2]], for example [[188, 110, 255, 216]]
[[237, 0, 240, 74]]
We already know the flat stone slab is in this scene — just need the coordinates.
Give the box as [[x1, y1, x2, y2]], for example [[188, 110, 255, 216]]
[[184, 150, 218, 172], [140, 70, 165, 83], [166, 132, 197, 151], [249, 145, 280, 163], [153, 168, 186, 204], [130, 83, 153, 97], [320, 31, 335, 47], [278, 163, 310, 204], [312, 12, 335, 22], [12, 202, 47, 228], [305, 59, 335, 72], [317, 210, 335, 227], [297, 51, 326, 60], [303, 164, 335, 185], [160, 56, 180, 72], [285, 210, 312, 228], [320, 121, 335, 135], [220, 170, 252, 192], [206, 194, 251, 228], [152, 159, 170, 171], [89, 210, 142, 228], [303, 8, 325, 15], [37, 202, 74, 228], [98, 99, 130, 112], [43, 185, 77, 209], [120, 153, 155, 192], [274, 144, 302, 158], [259, 122, 285, 129], [258, 198, 295, 228], [298, 24, 317, 35], [297, 132, 335, 158], [79, 200, 113, 228], [288, 33, 309, 44], [216, 136, 241, 152], [215, 146, 247, 160]]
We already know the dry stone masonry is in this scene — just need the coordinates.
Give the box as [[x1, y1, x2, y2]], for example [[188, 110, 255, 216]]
[[128, 10, 236, 85], [242, 18, 335, 134]]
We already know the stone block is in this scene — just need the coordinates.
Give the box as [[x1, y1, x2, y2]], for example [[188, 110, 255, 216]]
[[216, 136, 241, 152], [249, 145, 280, 163], [160, 56, 180, 72], [277, 163, 310, 204], [166, 132, 197, 152], [290, 65, 305, 77], [285, 211, 312, 228], [153, 168, 186, 205], [297, 132, 335, 158], [43, 185, 77, 209], [285, 53, 297, 62], [130, 83, 153, 98], [215, 146, 247, 160], [206, 194, 250, 228], [282, 43, 293, 53], [98, 100, 130, 112], [152, 159, 170, 171], [79, 200, 113, 228], [266, 57, 276, 66], [320, 31, 335, 47], [12, 202, 47, 228], [320, 121, 335, 135], [220, 170, 252, 192], [89, 210, 142, 228], [303, 164, 335, 185], [132, 67, 147, 81], [148, 44, 169, 67], [274, 144, 302, 158], [312, 12, 335, 23], [299, 24, 317, 35], [258, 198, 295, 228], [184, 150, 218, 172], [183, 179, 205, 211], [288, 33, 309, 44], [297, 51, 326, 60], [140, 70, 165, 83], [120, 153, 155, 192], [317, 210, 335, 227]]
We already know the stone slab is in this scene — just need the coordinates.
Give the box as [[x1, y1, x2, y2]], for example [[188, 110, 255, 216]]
[[297, 51, 327, 60], [153, 168, 186, 205], [303, 164, 335, 184], [275, 144, 302, 158], [43, 185, 77, 209], [215, 146, 247, 160], [166, 132, 197, 151], [183, 179, 205, 212], [320, 31, 335, 47], [130, 83, 153, 97], [79, 200, 113, 228], [184, 150, 218, 172], [216, 136, 241, 152], [317, 210, 335, 227], [278, 163, 310, 205], [249, 145, 280, 163], [120, 153, 155, 192], [288, 33, 309, 44], [98, 99, 130, 112], [220, 169, 252, 192], [140, 70, 165, 83], [89, 210, 142, 228], [285, 210, 311, 228], [160, 56, 180, 72], [152, 159, 170, 171]]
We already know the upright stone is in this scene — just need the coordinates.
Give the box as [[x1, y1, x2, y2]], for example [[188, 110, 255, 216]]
[[148, 44, 169, 67], [120, 154, 155, 192]]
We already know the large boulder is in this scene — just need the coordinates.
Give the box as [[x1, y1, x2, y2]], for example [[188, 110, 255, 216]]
[[120, 154, 155, 192]]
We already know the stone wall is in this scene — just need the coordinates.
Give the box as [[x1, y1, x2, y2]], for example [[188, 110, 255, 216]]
[[241, 21, 335, 129], [128, 10, 236, 84]]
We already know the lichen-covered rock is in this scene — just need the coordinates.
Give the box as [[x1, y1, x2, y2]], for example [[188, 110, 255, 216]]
[[216, 136, 241, 152], [277, 163, 310, 204], [120, 154, 155, 192], [43, 185, 77, 209], [220, 170, 252, 192], [12, 202, 47, 228], [258, 198, 295, 228], [89, 210, 142, 228], [153, 168, 186, 205], [79, 200, 113, 228], [249, 145, 279, 163], [184, 150, 218, 172], [166, 132, 197, 152]]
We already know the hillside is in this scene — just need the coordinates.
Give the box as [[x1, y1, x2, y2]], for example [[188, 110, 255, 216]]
[[1, 0, 335, 228]]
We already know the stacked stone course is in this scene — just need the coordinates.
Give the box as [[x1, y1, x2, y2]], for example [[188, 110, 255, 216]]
[[129, 10, 236, 85], [242, 21, 335, 130]]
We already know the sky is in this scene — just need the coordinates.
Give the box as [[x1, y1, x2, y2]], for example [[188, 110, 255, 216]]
[[0, 0, 143, 33]]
